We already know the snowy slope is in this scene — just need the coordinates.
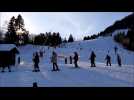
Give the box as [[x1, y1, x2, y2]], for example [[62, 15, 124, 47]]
[[111, 29, 128, 37], [0, 35, 134, 87], [64, 36, 134, 65]]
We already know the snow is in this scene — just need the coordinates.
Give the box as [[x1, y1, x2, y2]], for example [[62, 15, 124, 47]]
[[0, 44, 17, 51], [0, 35, 134, 87], [112, 29, 128, 37]]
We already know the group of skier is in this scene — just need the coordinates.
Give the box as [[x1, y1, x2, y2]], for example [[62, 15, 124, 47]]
[[32, 46, 122, 87], [31, 46, 122, 72], [63, 47, 121, 68], [104, 47, 122, 67], [32, 49, 79, 72], [88, 46, 122, 67], [65, 56, 73, 64]]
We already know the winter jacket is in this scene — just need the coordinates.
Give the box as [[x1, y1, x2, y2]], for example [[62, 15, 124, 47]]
[[51, 53, 57, 63], [74, 54, 78, 61], [90, 52, 96, 61], [105, 55, 111, 61], [33, 55, 40, 64]]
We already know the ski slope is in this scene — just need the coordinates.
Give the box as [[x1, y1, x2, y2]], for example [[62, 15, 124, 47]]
[[0, 36, 134, 87]]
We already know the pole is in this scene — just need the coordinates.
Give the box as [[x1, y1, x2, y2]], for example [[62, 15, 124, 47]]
[[0, 12, 1, 31]]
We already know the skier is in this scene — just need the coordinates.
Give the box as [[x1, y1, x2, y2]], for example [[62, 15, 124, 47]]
[[69, 56, 72, 64], [1, 55, 11, 72], [73, 52, 79, 68], [39, 50, 43, 58], [117, 54, 122, 67], [1, 64, 11, 72], [32, 52, 40, 72], [65, 57, 67, 64], [89, 51, 96, 67], [44, 49, 45, 54], [48, 46, 50, 50], [33, 82, 38, 88], [18, 56, 20, 65], [51, 51, 60, 71], [114, 46, 118, 54], [105, 54, 111, 66]]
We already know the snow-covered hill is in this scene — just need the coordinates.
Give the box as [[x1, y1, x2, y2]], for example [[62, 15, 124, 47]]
[[0, 36, 134, 87], [111, 29, 128, 37]]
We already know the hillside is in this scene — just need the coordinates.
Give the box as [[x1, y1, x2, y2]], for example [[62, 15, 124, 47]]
[[84, 13, 134, 51], [0, 36, 134, 87], [99, 13, 134, 36]]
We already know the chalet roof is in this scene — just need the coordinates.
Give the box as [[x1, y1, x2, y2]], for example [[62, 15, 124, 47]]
[[0, 44, 18, 51]]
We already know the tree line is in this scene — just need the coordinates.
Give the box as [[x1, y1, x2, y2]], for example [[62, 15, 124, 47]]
[[83, 33, 101, 40], [33, 32, 74, 46], [114, 27, 134, 51], [0, 14, 75, 46]]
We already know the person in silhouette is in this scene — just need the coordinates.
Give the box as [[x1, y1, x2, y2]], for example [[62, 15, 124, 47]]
[[65, 57, 67, 64], [117, 53, 122, 67], [39, 50, 43, 58], [1, 64, 11, 72], [51, 51, 59, 71], [44, 49, 45, 54], [69, 56, 72, 64], [33, 52, 40, 72], [73, 52, 79, 68], [18, 56, 20, 65], [105, 54, 111, 66], [89, 51, 96, 67], [114, 46, 118, 54], [1, 55, 11, 72], [33, 82, 38, 88], [48, 46, 50, 50]]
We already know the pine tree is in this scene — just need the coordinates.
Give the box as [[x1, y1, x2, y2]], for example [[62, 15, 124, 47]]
[[15, 14, 24, 31], [15, 14, 29, 45], [5, 16, 16, 43], [58, 33, 62, 44], [5, 14, 29, 45], [68, 34, 74, 42], [63, 38, 67, 43], [22, 30, 29, 44]]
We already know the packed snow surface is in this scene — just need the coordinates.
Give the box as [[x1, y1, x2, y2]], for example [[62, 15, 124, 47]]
[[0, 36, 134, 87]]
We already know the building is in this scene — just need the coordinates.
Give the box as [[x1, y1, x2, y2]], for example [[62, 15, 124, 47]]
[[0, 44, 19, 68]]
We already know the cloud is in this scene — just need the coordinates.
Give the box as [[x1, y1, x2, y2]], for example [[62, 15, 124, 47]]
[[1, 12, 132, 39]]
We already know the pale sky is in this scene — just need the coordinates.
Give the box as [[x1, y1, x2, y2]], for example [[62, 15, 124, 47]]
[[0, 12, 132, 40]]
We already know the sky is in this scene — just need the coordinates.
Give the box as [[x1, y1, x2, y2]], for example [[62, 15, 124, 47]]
[[0, 12, 132, 40]]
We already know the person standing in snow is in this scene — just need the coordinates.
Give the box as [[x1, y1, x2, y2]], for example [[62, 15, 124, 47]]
[[32, 52, 40, 72], [69, 56, 72, 64], [117, 53, 122, 67], [44, 49, 45, 54], [114, 46, 118, 54], [65, 57, 67, 64], [33, 52, 35, 56], [73, 52, 79, 68], [1, 62, 11, 72], [105, 54, 111, 66], [89, 51, 96, 67], [33, 82, 38, 88], [51, 51, 60, 71], [39, 50, 43, 58], [18, 56, 20, 65]]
